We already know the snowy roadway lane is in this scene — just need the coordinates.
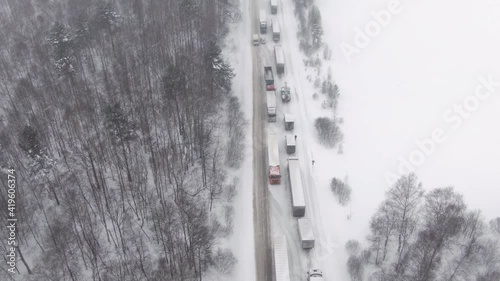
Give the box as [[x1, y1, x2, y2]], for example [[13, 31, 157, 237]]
[[251, 0, 273, 280]]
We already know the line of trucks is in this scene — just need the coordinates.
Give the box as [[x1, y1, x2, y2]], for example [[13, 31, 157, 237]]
[[255, 8, 284, 75], [259, 3, 324, 281], [268, 145, 324, 281], [265, 66, 290, 123]]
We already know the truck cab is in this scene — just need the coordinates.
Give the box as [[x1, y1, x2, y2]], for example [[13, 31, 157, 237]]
[[307, 269, 324, 281]]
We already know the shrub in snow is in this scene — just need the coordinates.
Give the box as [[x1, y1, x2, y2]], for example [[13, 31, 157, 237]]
[[222, 205, 234, 237], [347, 255, 364, 281], [211, 249, 237, 275], [489, 217, 500, 234], [308, 6, 323, 49], [345, 240, 361, 256], [323, 45, 332, 60], [315, 117, 343, 148], [225, 181, 237, 202], [331, 177, 351, 206], [226, 97, 246, 168]]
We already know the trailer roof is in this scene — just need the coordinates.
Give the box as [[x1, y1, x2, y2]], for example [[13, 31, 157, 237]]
[[272, 20, 280, 33], [259, 10, 266, 21], [298, 218, 315, 241], [288, 158, 305, 208], [268, 133, 280, 167], [264, 67, 274, 80], [274, 45, 285, 64], [266, 91, 277, 107], [273, 235, 290, 281]]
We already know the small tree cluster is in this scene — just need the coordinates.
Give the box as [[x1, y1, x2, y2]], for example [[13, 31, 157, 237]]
[[359, 173, 500, 281], [308, 6, 323, 50], [331, 177, 351, 206], [345, 240, 365, 281], [315, 117, 343, 148]]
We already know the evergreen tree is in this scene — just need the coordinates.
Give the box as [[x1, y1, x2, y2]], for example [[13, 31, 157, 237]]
[[18, 125, 41, 159], [103, 103, 136, 144], [308, 6, 323, 49]]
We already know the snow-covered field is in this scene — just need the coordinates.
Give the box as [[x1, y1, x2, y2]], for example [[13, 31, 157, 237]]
[[310, 0, 500, 279]]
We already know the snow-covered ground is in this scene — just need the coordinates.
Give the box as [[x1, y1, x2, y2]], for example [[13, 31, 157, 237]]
[[219, 0, 256, 279], [298, 0, 500, 279]]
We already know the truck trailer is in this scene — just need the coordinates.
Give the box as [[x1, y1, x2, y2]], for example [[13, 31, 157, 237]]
[[274, 45, 285, 74], [284, 114, 294, 130], [268, 134, 281, 184], [264, 66, 275, 90], [259, 10, 267, 34], [272, 20, 280, 42], [288, 158, 305, 216], [271, 0, 278, 14], [298, 218, 315, 249], [266, 90, 277, 122], [273, 235, 291, 281], [285, 135, 296, 154]]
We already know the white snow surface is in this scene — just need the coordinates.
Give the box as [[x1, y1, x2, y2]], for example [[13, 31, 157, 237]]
[[216, 0, 256, 279], [301, 0, 500, 279]]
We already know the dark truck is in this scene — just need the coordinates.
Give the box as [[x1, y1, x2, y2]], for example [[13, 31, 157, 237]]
[[264, 66, 275, 91]]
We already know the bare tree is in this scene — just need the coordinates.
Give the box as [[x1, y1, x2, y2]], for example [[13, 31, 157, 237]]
[[385, 173, 424, 274], [368, 201, 396, 265], [407, 187, 466, 281]]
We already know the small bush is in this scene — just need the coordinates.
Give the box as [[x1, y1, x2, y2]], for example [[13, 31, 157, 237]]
[[211, 249, 237, 275], [222, 205, 234, 237], [226, 97, 246, 168], [347, 255, 364, 281], [345, 240, 360, 256], [490, 217, 500, 234], [315, 117, 343, 148], [331, 177, 351, 205]]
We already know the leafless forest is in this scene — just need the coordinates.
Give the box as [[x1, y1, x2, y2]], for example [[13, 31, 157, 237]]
[[0, 0, 243, 280]]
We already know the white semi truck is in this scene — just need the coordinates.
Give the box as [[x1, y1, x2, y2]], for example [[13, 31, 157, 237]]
[[259, 10, 267, 34], [272, 20, 280, 42], [267, 134, 281, 184], [266, 90, 277, 122], [288, 158, 305, 217], [298, 218, 315, 249], [274, 45, 285, 74], [285, 134, 296, 154], [271, 0, 278, 14], [273, 235, 291, 281]]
